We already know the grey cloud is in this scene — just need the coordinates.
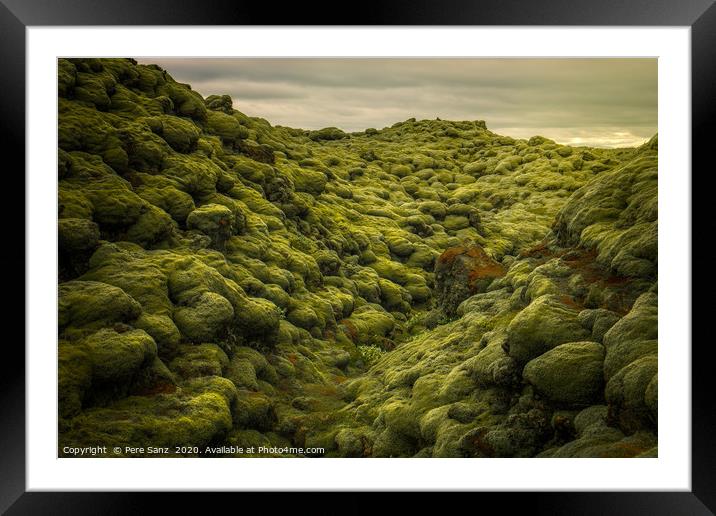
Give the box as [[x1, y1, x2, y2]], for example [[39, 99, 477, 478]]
[[137, 58, 656, 148]]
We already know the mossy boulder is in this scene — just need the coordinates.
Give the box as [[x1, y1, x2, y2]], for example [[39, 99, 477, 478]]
[[173, 291, 234, 343], [379, 279, 411, 313], [59, 377, 237, 453], [58, 340, 93, 418], [287, 306, 319, 331], [340, 307, 396, 348], [58, 59, 77, 97], [314, 250, 341, 276], [206, 111, 249, 145], [58, 218, 100, 254], [309, 127, 347, 141], [160, 81, 208, 122], [505, 295, 591, 364], [80, 176, 148, 228], [463, 161, 488, 176], [603, 292, 658, 380], [542, 403, 656, 458], [136, 185, 195, 224], [605, 354, 657, 434], [233, 297, 281, 347], [291, 167, 328, 195], [118, 123, 171, 173], [169, 343, 229, 379], [82, 244, 173, 315], [205, 94, 234, 113], [124, 205, 174, 246], [58, 218, 101, 278], [133, 312, 181, 359], [73, 71, 114, 110], [443, 215, 470, 231], [234, 391, 277, 431], [523, 341, 605, 407], [83, 328, 157, 384], [186, 204, 235, 248], [226, 357, 259, 391], [59, 280, 142, 331], [578, 308, 622, 342], [161, 154, 220, 197], [143, 115, 201, 153]]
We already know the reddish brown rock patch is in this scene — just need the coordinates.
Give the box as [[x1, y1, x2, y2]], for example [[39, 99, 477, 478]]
[[435, 244, 506, 316]]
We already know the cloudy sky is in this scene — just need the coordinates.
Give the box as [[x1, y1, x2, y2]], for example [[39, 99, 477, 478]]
[[138, 58, 657, 148]]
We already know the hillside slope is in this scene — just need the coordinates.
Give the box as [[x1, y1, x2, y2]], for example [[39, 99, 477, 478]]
[[57, 58, 657, 457]]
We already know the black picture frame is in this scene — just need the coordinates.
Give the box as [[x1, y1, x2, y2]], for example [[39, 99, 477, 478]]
[[3, 0, 711, 512]]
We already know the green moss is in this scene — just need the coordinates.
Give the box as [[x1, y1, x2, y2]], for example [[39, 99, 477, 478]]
[[136, 185, 195, 224], [58, 59, 77, 97], [173, 291, 234, 343], [605, 354, 657, 434], [186, 203, 235, 248], [233, 391, 276, 430], [309, 127, 347, 141], [234, 297, 281, 347], [169, 343, 229, 379], [60, 377, 237, 453], [505, 294, 591, 363], [289, 166, 328, 195], [58, 218, 100, 253], [143, 115, 201, 153], [226, 357, 259, 390], [162, 154, 221, 197], [340, 306, 396, 348], [69, 172, 146, 226], [59, 185, 93, 220], [206, 110, 249, 145], [357, 345, 383, 366], [603, 293, 657, 380], [81, 244, 172, 315], [124, 205, 175, 246], [205, 94, 234, 113], [59, 280, 142, 331], [58, 340, 92, 418], [159, 80, 208, 122], [83, 328, 157, 384], [523, 341, 605, 406], [133, 312, 181, 359]]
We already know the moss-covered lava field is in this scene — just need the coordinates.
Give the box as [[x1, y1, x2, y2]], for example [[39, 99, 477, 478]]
[[57, 58, 658, 458]]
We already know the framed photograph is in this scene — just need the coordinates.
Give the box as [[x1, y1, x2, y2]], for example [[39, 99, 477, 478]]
[[4, 0, 711, 511]]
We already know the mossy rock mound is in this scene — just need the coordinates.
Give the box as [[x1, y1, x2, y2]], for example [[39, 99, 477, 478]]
[[523, 341, 605, 407], [169, 343, 229, 379], [605, 355, 657, 434], [83, 328, 158, 384], [143, 115, 201, 153], [340, 307, 396, 348], [233, 297, 281, 347], [58, 218, 100, 254], [603, 292, 657, 380], [186, 204, 235, 248], [59, 280, 142, 331], [173, 291, 234, 343], [206, 111, 249, 145], [309, 127, 348, 141], [59, 377, 238, 453], [205, 94, 234, 113], [505, 294, 591, 364]]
